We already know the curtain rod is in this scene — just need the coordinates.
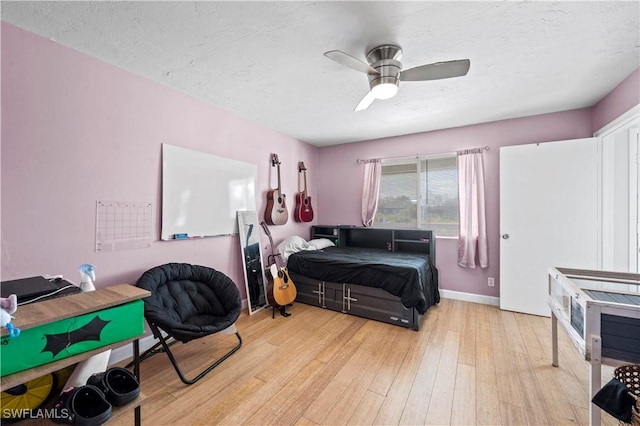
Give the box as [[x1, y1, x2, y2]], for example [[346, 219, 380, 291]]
[[355, 145, 489, 164]]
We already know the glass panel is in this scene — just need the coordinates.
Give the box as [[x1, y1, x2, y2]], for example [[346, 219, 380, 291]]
[[377, 161, 418, 228], [570, 298, 584, 337], [376, 156, 459, 236], [421, 156, 458, 237], [549, 277, 571, 322], [237, 211, 268, 315]]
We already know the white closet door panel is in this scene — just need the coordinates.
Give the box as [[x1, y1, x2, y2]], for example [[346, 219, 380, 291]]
[[500, 138, 598, 316], [631, 128, 640, 273]]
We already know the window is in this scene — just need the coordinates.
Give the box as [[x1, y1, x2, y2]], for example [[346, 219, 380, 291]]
[[375, 155, 459, 237]]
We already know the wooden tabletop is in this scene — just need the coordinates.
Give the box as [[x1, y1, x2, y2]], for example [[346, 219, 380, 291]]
[[1, 284, 151, 391], [1, 284, 150, 336]]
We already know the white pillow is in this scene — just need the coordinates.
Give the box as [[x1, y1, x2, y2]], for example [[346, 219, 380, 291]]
[[308, 238, 335, 250], [276, 235, 311, 262]]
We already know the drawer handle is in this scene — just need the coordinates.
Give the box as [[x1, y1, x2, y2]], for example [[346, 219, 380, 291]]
[[343, 285, 358, 311], [312, 282, 325, 307]]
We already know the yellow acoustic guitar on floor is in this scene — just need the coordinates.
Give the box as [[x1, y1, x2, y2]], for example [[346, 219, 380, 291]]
[[269, 263, 297, 307], [260, 221, 297, 317]]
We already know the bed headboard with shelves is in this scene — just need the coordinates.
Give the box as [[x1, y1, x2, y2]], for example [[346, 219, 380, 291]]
[[311, 226, 435, 264]]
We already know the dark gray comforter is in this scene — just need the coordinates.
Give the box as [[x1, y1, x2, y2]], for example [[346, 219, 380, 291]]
[[286, 247, 439, 314]]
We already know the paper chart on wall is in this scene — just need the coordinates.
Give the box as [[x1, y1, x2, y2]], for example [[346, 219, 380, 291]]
[[95, 200, 152, 252]]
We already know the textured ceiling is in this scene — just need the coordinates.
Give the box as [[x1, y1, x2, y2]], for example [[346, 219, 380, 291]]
[[2, 1, 639, 146]]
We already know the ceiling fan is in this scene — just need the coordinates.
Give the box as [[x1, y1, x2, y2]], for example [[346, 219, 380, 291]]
[[324, 44, 470, 111]]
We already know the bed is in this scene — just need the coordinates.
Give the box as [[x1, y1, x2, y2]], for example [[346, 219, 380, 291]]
[[283, 226, 439, 331]]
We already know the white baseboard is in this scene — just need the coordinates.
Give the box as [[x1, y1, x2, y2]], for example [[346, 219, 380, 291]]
[[439, 289, 500, 307]]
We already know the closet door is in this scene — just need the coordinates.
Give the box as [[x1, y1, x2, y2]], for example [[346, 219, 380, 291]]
[[499, 138, 598, 316], [629, 128, 639, 273]]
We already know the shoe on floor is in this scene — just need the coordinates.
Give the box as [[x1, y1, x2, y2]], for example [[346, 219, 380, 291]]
[[52, 385, 112, 425], [87, 367, 140, 407]]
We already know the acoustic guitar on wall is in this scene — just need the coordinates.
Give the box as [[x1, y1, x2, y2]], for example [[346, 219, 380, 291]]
[[294, 161, 314, 223], [260, 221, 296, 317], [264, 153, 288, 226]]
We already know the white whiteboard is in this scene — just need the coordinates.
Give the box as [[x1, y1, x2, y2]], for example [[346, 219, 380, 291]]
[[161, 144, 257, 240]]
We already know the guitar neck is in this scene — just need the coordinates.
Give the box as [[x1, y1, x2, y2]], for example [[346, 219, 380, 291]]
[[299, 162, 308, 198], [245, 224, 253, 247], [260, 221, 280, 267], [302, 169, 308, 198], [276, 163, 282, 193]]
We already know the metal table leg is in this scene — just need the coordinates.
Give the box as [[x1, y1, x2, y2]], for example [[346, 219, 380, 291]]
[[551, 312, 559, 367], [133, 339, 141, 426], [589, 334, 602, 426]]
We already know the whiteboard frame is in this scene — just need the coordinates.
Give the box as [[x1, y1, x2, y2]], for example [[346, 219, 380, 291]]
[[161, 144, 257, 240]]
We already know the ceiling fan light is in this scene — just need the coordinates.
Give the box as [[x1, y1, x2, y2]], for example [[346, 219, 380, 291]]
[[371, 82, 398, 100]]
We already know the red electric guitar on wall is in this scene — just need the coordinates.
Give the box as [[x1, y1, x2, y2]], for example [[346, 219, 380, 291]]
[[264, 153, 288, 226], [294, 162, 314, 223]]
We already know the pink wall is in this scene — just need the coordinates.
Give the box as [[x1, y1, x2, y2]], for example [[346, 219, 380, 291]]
[[2, 21, 638, 302], [315, 110, 594, 297], [592, 68, 640, 133], [0, 22, 318, 298], [315, 64, 639, 298]]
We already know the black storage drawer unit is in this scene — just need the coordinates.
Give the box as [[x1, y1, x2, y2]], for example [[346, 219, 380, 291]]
[[293, 274, 340, 311], [290, 272, 419, 330], [335, 282, 416, 329]]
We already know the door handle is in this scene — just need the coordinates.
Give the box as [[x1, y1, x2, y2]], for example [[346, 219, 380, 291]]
[[502, 234, 510, 239]]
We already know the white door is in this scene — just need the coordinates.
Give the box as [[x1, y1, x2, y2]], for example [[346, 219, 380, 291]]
[[500, 138, 599, 316]]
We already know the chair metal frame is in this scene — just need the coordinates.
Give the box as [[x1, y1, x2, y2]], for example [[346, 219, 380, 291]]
[[131, 321, 242, 385]]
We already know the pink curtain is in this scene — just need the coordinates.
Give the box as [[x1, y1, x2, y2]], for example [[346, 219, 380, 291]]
[[361, 159, 381, 227], [457, 149, 488, 268]]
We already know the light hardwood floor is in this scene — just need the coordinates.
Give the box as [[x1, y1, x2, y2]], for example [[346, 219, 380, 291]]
[[113, 298, 619, 425]]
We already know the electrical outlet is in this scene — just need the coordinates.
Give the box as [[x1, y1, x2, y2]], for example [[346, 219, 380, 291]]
[[488, 277, 495, 287]]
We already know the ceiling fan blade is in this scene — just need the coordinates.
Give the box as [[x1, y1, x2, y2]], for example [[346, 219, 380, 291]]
[[324, 50, 380, 75], [400, 59, 470, 81], [355, 90, 377, 112]]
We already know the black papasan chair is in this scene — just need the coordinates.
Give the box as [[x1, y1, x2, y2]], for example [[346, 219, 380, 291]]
[[133, 263, 242, 385]]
